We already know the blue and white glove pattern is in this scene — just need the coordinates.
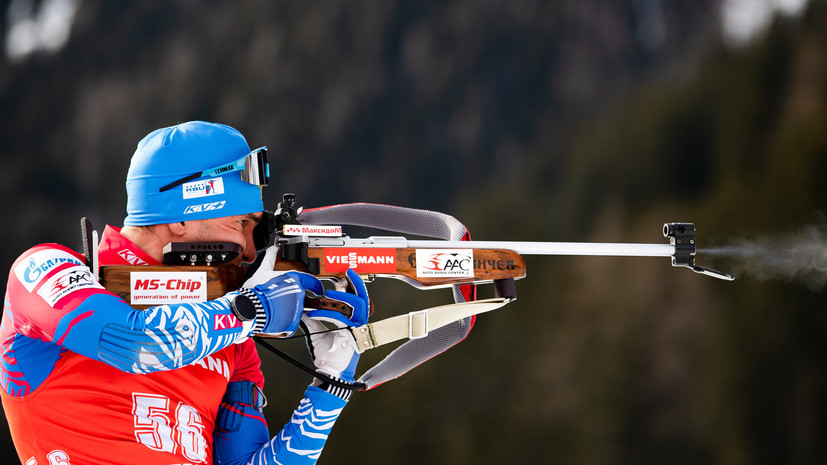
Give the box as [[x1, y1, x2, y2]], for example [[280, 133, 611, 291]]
[[301, 269, 370, 388], [304, 268, 370, 327], [241, 246, 324, 337]]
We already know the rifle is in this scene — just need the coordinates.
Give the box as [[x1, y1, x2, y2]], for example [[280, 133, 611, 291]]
[[98, 194, 732, 310], [94, 194, 734, 389]]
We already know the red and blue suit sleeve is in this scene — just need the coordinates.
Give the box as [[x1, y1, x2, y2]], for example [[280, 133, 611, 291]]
[[214, 342, 349, 465], [213, 341, 270, 464], [215, 386, 347, 465], [252, 387, 347, 465], [2, 244, 252, 389]]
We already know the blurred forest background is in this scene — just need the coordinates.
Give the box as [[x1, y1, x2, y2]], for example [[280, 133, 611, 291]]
[[2, 0, 826, 464]]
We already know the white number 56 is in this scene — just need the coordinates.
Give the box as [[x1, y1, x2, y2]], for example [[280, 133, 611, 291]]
[[132, 392, 207, 463]]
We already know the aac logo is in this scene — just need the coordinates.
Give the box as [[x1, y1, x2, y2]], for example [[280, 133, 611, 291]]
[[414, 249, 475, 278], [47, 269, 92, 294], [37, 267, 102, 307], [422, 253, 472, 272]]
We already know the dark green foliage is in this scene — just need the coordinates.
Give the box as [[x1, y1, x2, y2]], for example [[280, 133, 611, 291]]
[[2, 1, 825, 464]]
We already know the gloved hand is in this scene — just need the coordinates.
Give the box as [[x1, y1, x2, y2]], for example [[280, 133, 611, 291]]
[[242, 246, 280, 288], [241, 246, 324, 337], [301, 269, 370, 383]]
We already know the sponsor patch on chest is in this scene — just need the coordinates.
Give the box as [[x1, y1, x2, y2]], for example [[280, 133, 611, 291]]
[[37, 267, 104, 306], [14, 249, 86, 292]]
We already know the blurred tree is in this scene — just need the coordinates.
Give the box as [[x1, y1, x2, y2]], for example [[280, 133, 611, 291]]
[[3, 1, 826, 464]]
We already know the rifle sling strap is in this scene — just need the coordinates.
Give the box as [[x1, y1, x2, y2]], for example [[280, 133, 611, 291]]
[[350, 298, 512, 354]]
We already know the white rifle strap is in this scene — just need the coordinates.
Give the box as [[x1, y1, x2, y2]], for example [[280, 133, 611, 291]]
[[350, 298, 511, 354]]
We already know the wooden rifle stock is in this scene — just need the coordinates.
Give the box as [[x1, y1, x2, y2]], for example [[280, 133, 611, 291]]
[[273, 247, 526, 287], [100, 265, 246, 310], [99, 248, 526, 310]]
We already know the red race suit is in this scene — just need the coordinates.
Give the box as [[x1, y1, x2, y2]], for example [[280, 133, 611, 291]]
[[2, 226, 347, 465]]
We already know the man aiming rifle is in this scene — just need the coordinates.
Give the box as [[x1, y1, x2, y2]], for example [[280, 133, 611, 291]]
[[1, 121, 369, 465]]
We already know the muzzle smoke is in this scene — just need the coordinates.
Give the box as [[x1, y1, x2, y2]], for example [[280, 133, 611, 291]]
[[702, 224, 827, 291]]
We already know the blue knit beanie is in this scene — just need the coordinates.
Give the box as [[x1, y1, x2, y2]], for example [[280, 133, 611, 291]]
[[124, 121, 265, 226]]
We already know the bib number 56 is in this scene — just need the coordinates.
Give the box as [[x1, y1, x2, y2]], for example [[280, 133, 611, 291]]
[[132, 393, 208, 463]]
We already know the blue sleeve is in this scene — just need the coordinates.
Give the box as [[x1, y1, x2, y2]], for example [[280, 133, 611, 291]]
[[215, 385, 348, 465], [6, 245, 255, 374], [60, 292, 252, 373]]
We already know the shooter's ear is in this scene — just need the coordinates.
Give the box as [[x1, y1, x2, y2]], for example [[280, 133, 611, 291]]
[[168, 221, 187, 237]]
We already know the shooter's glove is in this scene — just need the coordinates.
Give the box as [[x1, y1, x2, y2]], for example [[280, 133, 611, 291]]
[[239, 246, 324, 338], [242, 246, 280, 288], [301, 269, 370, 386]]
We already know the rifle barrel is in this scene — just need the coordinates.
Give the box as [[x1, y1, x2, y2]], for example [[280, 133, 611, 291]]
[[404, 240, 675, 257]]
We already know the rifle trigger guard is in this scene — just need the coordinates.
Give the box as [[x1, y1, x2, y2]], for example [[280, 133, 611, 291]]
[[305, 295, 354, 318]]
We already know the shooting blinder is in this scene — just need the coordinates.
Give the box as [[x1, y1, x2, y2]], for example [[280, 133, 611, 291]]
[[253, 210, 277, 250]]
